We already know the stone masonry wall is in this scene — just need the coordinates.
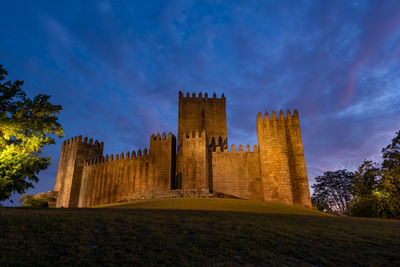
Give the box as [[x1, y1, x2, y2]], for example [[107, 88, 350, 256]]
[[78, 133, 176, 207], [211, 144, 264, 200], [54, 136, 103, 208], [79, 150, 150, 207]]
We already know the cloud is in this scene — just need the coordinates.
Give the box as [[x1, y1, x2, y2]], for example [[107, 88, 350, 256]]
[[2, 0, 400, 205]]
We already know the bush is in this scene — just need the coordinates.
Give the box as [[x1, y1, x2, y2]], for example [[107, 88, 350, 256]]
[[349, 196, 378, 217], [349, 191, 400, 219], [19, 194, 49, 208]]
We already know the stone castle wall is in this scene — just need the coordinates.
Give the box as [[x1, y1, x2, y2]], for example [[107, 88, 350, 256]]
[[211, 144, 264, 200], [77, 133, 176, 207], [53, 92, 311, 208]]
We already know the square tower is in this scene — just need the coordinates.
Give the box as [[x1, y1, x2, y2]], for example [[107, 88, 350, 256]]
[[178, 92, 227, 151]]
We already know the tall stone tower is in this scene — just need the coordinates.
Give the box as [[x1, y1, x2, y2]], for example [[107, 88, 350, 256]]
[[54, 136, 103, 207], [176, 92, 227, 190], [178, 92, 227, 151], [256, 110, 311, 206]]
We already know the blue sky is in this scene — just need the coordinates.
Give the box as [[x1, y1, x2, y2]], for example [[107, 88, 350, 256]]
[[1, 0, 400, 205]]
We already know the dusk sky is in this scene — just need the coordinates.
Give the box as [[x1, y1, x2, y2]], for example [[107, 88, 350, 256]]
[[1, 0, 400, 205]]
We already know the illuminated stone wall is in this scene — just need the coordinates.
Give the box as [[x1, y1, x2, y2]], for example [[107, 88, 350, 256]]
[[211, 144, 263, 200], [78, 133, 176, 207]]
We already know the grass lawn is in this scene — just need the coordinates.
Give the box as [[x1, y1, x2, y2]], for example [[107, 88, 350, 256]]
[[96, 197, 326, 215], [1, 198, 400, 266]]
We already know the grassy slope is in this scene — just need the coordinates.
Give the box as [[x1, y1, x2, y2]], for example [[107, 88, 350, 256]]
[[1, 198, 400, 266], [96, 197, 326, 215]]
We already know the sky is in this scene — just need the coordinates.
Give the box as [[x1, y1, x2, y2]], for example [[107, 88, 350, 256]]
[[1, 0, 400, 205]]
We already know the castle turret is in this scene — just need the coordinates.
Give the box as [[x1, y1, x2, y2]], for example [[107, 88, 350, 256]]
[[256, 110, 311, 206], [54, 136, 103, 207]]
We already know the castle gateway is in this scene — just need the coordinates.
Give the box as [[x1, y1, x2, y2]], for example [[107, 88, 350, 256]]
[[54, 92, 311, 207]]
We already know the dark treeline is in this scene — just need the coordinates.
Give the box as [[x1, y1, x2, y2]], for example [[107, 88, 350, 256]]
[[312, 131, 400, 219]]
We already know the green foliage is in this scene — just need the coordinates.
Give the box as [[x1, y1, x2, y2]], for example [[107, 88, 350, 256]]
[[0, 64, 63, 201], [349, 132, 400, 219], [349, 160, 381, 217], [381, 131, 400, 196], [311, 169, 354, 215], [18, 194, 49, 208], [313, 131, 400, 219], [376, 131, 400, 218], [352, 160, 380, 196]]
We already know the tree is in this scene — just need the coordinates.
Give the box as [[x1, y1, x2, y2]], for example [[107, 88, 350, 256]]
[[349, 132, 400, 219], [0, 64, 63, 201], [377, 131, 400, 218], [348, 160, 381, 217], [352, 160, 380, 196], [311, 169, 354, 215], [381, 131, 400, 195]]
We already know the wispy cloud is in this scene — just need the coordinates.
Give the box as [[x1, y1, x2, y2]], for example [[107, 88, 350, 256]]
[[1, 0, 400, 204]]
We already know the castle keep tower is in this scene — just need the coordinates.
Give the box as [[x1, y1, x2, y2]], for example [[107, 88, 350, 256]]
[[178, 91, 227, 151], [53, 91, 311, 208], [176, 92, 227, 190]]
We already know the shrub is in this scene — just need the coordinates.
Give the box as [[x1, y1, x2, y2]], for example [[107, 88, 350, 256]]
[[19, 194, 49, 208]]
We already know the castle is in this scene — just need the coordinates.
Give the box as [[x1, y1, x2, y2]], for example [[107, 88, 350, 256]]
[[54, 92, 311, 208]]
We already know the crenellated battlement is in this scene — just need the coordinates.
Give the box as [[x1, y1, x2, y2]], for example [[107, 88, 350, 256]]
[[61, 135, 104, 151], [179, 91, 225, 100], [256, 109, 299, 121], [150, 132, 174, 141], [84, 148, 151, 166], [183, 129, 206, 139], [213, 143, 259, 153], [209, 136, 228, 150]]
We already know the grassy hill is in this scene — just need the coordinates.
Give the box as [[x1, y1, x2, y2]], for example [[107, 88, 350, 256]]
[[1, 198, 400, 266], [96, 197, 326, 215]]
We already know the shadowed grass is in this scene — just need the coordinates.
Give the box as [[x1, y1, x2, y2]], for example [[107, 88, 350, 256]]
[[96, 197, 326, 216], [1, 198, 400, 266]]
